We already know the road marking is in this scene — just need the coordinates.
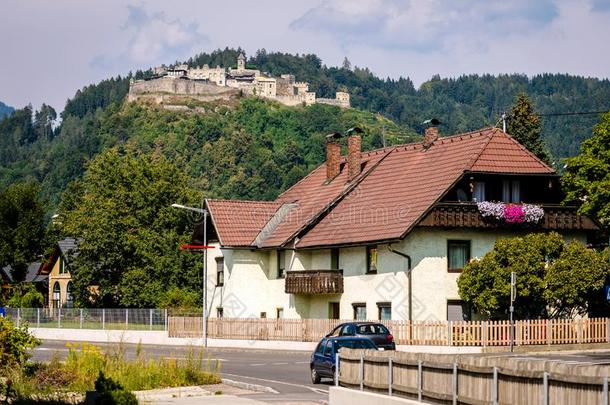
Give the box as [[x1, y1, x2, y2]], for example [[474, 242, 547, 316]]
[[222, 372, 329, 395], [295, 361, 309, 364], [250, 363, 266, 366], [34, 347, 69, 352], [164, 356, 229, 362], [272, 362, 289, 365]]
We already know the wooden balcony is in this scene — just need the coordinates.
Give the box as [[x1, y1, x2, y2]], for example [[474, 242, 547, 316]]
[[284, 270, 344, 295], [419, 202, 598, 230]]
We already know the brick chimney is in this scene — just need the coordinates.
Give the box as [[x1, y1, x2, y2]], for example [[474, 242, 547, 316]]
[[326, 132, 342, 181], [423, 118, 440, 148], [347, 129, 362, 182]]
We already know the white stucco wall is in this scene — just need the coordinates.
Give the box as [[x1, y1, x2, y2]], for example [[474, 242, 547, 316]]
[[205, 229, 588, 322]]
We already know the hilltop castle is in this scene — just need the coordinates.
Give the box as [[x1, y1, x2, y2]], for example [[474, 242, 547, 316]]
[[128, 53, 350, 108]]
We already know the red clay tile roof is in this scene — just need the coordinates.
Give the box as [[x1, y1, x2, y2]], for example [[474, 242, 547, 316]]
[[205, 199, 281, 247], [206, 128, 555, 248], [256, 149, 390, 248]]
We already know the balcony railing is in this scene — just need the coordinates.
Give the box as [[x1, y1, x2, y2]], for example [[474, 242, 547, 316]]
[[419, 202, 598, 230], [284, 270, 344, 295]]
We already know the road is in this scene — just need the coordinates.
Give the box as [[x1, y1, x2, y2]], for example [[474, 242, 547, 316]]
[[32, 340, 330, 404]]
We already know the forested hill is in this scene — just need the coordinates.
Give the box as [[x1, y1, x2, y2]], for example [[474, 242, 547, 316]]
[[37, 48, 610, 160], [184, 48, 610, 160], [2, 47, 610, 212], [0, 101, 13, 119], [0, 98, 414, 209]]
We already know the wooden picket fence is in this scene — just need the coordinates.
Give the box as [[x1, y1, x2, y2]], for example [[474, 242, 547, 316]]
[[168, 316, 610, 346]]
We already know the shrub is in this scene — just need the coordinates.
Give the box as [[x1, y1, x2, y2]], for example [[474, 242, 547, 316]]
[[6, 284, 45, 308], [96, 389, 138, 405], [0, 317, 40, 372], [94, 372, 138, 405]]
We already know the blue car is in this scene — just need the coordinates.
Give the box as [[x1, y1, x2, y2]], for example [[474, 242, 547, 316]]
[[310, 336, 378, 384]]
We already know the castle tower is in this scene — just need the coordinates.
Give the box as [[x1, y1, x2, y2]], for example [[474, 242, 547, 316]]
[[237, 53, 246, 70]]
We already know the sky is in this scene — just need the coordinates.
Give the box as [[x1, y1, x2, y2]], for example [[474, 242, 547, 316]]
[[1, 0, 610, 111]]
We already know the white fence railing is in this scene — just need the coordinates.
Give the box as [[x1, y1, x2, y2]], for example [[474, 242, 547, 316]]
[[3, 308, 168, 331]]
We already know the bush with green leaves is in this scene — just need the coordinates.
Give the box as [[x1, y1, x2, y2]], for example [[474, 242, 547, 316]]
[[6, 284, 45, 308], [458, 232, 610, 319], [94, 372, 138, 405], [0, 317, 40, 372]]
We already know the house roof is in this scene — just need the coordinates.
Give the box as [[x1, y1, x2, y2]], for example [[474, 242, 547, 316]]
[[205, 199, 281, 247], [204, 128, 556, 249], [1, 262, 46, 283]]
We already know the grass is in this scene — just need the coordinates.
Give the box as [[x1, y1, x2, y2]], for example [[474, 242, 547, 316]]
[[10, 342, 221, 400]]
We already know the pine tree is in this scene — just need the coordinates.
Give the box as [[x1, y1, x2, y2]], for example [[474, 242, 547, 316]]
[[507, 93, 551, 165]]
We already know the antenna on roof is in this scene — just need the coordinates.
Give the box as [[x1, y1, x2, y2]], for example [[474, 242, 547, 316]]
[[422, 118, 440, 127], [346, 127, 363, 136]]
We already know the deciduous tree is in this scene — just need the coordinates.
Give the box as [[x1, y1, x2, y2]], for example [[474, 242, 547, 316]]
[[458, 232, 609, 319], [562, 111, 610, 228], [59, 148, 202, 308]]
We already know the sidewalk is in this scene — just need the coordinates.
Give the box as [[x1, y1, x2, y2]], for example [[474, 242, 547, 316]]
[[135, 384, 267, 405]]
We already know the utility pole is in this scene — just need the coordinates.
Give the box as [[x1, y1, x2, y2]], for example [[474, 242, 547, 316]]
[[510, 271, 516, 352]]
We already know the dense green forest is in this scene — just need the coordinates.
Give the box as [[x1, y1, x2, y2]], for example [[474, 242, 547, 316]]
[[0, 101, 13, 119], [2, 47, 610, 215]]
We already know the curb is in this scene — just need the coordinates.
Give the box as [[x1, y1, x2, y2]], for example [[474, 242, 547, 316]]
[[221, 378, 279, 394]]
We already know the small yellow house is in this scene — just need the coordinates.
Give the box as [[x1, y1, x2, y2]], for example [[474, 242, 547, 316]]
[[42, 238, 77, 308]]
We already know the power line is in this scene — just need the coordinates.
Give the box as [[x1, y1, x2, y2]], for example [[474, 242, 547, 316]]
[[538, 110, 608, 117]]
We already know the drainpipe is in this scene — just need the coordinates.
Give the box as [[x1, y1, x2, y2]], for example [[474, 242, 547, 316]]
[[387, 244, 412, 321]]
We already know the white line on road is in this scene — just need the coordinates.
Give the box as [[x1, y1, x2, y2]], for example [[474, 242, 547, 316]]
[[221, 372, 329, 395], [272, 362, 289, 365], [250, 363, 266, 366]]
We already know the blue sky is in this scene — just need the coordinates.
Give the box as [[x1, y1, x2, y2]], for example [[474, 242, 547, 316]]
[[1, 0, 609, 110]]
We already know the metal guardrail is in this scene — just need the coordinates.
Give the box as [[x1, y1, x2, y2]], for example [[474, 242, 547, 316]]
[[4, 308, 168, 331]]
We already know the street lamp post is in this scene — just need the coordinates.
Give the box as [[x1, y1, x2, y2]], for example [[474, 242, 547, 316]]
[[172, 203, 209, 347]]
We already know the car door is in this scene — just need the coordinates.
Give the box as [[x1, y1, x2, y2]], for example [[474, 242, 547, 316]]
[[312, 340, 326, 374], [320, 339, 334, 377]]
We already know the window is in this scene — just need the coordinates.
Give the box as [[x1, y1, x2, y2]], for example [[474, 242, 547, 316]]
[[52, 282, 61, 308], [353, 303, 367, 320], [217, 307, 224, 318], [447, 300, 470, 321], [366, 246, 378, 274], [377, 302, 391, 320], [502, 180, 521, 203], [216, 257, 224, 286], [276, 308, 284, 319], [448, 240, 471, 272], [323, 340, 333, 356], [473, 181, 486, 202], [331, 248, 340, 270], [315, 342, 324, 354], [329, 302, 340, 319], [66, 282, 74, 308], [260, 312, 267, 318], [357, 323, 389, 335], [328, 325, 342, 337], [59, 256, 66, 274], [277, 250, 286, 278]]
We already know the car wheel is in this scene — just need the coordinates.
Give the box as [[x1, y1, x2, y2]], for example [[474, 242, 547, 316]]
[[311, 367, 321, 384]]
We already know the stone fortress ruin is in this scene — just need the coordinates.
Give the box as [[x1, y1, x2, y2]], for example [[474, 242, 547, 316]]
[[128, 53, 350, 108]]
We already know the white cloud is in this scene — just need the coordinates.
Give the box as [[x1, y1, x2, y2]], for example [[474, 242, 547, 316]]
[[91, 5, 208, 70], [291, 0, 559, 52]]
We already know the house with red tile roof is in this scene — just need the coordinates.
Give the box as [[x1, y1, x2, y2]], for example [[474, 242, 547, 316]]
[[194, 125, 597, 321]]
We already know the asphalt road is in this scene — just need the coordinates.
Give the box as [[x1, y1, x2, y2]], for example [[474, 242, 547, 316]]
[[32, 340, 330, 403]]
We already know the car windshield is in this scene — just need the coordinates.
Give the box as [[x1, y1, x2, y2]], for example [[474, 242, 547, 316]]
[[357, 324, 389, 335], [335, 339, 377, 350]]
